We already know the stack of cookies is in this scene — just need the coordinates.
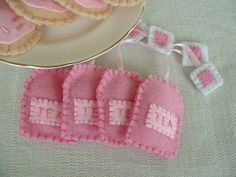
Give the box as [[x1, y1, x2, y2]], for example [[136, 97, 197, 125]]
[[0, 0, 145, 56]]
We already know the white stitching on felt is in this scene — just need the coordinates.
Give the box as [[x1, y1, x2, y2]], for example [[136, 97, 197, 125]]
[[190, 63, 223, 95], [109, 100, 133, 126], [74, 98, 98, 125], [29, 97, 62, 126], [145, 104, 177, 139]]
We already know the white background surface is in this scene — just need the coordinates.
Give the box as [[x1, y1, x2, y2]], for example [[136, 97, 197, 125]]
[[0, 0, 235, 176]]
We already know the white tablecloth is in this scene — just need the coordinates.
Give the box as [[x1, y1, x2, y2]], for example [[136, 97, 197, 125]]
[[0, 0, 235, 176]]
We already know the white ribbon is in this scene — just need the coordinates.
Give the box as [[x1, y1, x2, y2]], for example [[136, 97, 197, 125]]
[[116, 37, 201, 80]]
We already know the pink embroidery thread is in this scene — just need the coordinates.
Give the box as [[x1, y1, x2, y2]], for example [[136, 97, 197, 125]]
[[29, 97, 62, 126], [129, 26, 142, 38], [154, 32, 169, 47], [109, 100, 133, 126], [190, 63, 223, 95], [148, 26, 174, 55], [190, 46, 203, 61], [197, 68, 215, 88], [146, 104, 177, 140], [74, 98, 98, 125]]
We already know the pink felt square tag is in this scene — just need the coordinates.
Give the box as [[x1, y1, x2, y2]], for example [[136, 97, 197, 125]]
[[20, 69, 73, 143], [128, 20, 148, 41], [148, 26, 174, 55], [96, 69, 142, 146], [190, 62, 223, 95], [182, 42, 209, 66], [126, 76, 184, 158], [62, 64, 106, 141]]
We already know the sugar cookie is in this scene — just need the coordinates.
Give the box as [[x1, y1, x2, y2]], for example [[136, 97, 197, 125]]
[[5, 0, 76, 25], [0, 1, 41, 56], [55, 0, 113, 19], [104, 0, 144, 7]]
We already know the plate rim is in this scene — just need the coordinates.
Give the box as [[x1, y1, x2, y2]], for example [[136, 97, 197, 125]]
[[0, 4, 145, 69]]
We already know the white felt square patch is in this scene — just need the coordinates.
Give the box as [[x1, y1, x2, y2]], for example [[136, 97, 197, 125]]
[[190, 63, 223, 95], [148, 26, 174, 55], [182, 42, 209, 66], [146, 104, 177, 140], [74, 99, 98, 125], [109, 100, 133, 126], [29, 98, 62, 126]]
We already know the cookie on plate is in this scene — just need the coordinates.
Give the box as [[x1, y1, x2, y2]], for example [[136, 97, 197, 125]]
[[104, 0, 145, 6], [0, 0, 41, 56], [54, 0, 113, 19], [5, 0, 76, 25]]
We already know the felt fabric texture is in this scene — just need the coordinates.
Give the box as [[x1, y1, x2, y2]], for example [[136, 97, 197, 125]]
[[0, 0, 35, 44], [97, 69, 142, 146], [128, 20, 148, 41], [148, 26, 174, 55], [0, 1, 235, 176], [20, 69, 73, 143], [182, 42, 209, 67], [74, 0, 107, 8], [22, 0, 67, 13], [62, 64, 106, 141], [126, 76, 184, 158], [190, 63, 223, 96]]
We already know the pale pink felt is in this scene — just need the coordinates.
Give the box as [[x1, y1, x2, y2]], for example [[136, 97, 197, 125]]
[[74, 0, 107, 8], [0, 0, 35, 45], [62, 64, 106, 141], [190, 46, 203, 61], [126, 75, 184, 158], [109, 100, 133, 126], [154, 32, 169, 48], [20, 69, 73, 143], [23, 0, 67, 13], [197, 68, 215, 88], [96, 69, 142, 146], [148, 26, 174, 55], [129, 26, 141, 38], [128, 20, 148, 41]]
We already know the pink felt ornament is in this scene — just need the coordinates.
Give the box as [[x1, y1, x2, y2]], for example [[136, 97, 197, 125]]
[[62, 64, 106, 141], [20, 69, 73, 143], [118, 32, 184, 158], [126, 76, 184, 158], [96, 49, 143, 146], [182, 42, 209, 67], [128, 20, 148, 41]]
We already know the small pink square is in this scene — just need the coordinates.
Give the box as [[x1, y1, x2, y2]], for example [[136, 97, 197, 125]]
[[182, 42, 209, 66], [154, 32, 169, 48], [148, 26, 174, 55], [129, 26, 142, 38], [190, 63, 223, 95], [190, 46, 203, 61], [197, 68, 215, 88], [128, 20, 148, 41], [126, 76, 184, 158]]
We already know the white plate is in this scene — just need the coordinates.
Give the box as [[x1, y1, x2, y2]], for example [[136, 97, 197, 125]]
[[0, 4, 144, 69]]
